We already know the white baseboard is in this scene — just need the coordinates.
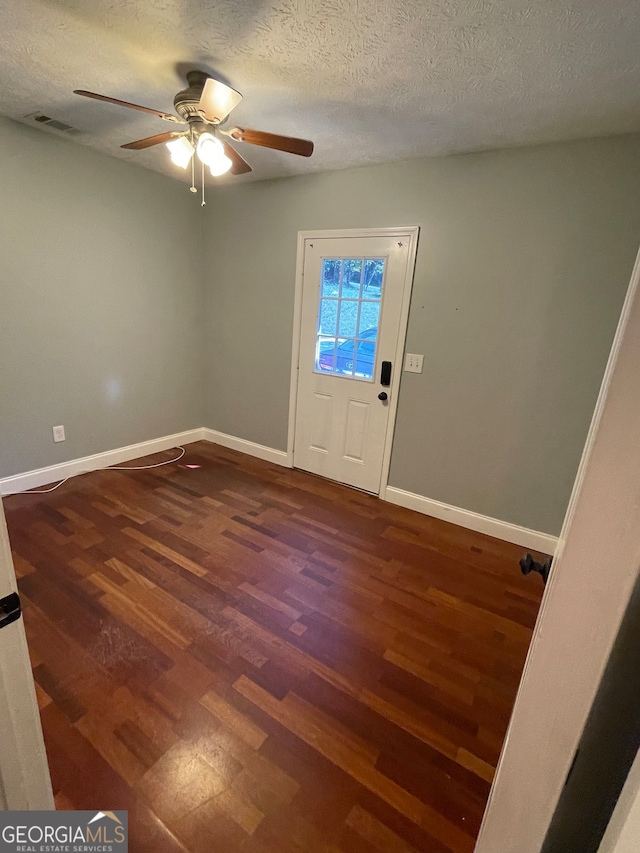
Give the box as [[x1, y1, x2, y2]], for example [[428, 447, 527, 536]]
[[383, 486, 558, 554], [201, 431, 555, 552], [1, 427, 556, 555], [202, 429, 290, 468], [0, 429, 205, 496]]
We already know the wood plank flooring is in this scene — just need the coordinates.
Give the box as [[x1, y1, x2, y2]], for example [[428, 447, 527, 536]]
[[3, 441, 544, 853]]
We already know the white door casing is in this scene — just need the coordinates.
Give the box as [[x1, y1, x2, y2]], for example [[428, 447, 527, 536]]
[[0, 497, 54, 810], [291, 229, 418, 494]]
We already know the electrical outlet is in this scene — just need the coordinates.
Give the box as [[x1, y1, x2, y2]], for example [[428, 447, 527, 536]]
[[52, 425, 65, 443], [404, 353, 424, 373]]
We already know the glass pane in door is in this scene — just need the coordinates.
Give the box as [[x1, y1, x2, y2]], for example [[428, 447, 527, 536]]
[[315, 257, 385, 381]]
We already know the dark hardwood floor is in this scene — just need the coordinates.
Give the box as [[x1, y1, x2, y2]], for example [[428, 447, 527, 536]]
[[4, 441, 544, 853]]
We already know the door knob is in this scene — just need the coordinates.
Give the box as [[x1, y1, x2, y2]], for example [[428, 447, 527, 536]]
[[378, 392, 388, 401]]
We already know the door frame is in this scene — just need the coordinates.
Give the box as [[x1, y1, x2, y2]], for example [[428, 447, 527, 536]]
[[287, 226, 420, 494], [0, 498, 54, 810]]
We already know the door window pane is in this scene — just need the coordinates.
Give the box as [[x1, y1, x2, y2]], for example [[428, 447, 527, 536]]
[[337, 300, 359, 337], [358, 301, 380, 336], [314, 258, 386, 381], [342, 259, 363, 298], [336, 339, 355, 378], [321, 259, 341, 296], [318, 299, 337, 336], [316, 336, 337, 372], [363, 259, 384, 299], [355, 339, 376, 380]]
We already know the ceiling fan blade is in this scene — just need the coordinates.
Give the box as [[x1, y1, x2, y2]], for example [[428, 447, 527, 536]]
[[74, 90, 185, 124], [198, 78, 243, 124], [227, 126, 314, 157], [221, 141, 252, 175], [121, 131, 185, 150]]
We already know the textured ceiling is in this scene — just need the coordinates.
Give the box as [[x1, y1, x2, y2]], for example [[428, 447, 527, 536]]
[[1, 0, 640, 184]]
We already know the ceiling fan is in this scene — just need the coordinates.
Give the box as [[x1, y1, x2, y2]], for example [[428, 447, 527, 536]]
[[74, 70, 314, 201]]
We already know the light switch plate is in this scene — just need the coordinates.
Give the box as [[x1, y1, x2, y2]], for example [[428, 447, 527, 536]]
[[52, 425, 66, 443], [404, 353, 424, 373]]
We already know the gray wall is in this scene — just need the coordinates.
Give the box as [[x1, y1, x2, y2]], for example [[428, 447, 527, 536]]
[[2, 120, 639, 537], [202, 135, 640, 535], [0, 118, 204, 478]]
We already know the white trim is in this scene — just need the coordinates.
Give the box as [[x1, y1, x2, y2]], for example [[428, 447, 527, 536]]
[[0, 501, 54, 809], [0, 620, 55, 809], [286, 229, 307, 466], [202, 428, 290, 467], [383, 486, 558, 553], [296, 227, 421, 241], [0, 429, 205, 495], [379, 229, 420, 493], [287, 226, 420, 490]]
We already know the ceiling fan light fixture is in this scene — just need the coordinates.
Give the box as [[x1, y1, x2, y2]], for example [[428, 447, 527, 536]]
[[209, 153, 232, 177], [196, 132, 232, 176], [195, 132, 223, 165], [198, 78, 243, 123], [166, 136, 194, 168]]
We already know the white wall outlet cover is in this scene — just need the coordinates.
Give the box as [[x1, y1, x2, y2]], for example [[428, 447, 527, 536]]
[[52, 425, 65, 442], [404, 353, 424, 373]]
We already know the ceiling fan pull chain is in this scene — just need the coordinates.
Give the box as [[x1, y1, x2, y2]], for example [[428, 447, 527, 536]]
[[190, 128, 197, 193], [201, 158, 206, 207]]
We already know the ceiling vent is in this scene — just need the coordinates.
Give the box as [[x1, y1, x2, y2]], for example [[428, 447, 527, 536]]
[[24, 112, 79, 134]]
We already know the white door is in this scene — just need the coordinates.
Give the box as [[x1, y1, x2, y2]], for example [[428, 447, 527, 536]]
[[0, 497, 54, 809], [293, 230, 417, 493]]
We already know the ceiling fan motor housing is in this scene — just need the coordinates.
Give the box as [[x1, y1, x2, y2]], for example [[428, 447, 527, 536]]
[[173, 70, 211, 121]]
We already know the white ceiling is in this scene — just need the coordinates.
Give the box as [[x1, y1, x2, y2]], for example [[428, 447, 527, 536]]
[[2, 0, 640, 184]]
